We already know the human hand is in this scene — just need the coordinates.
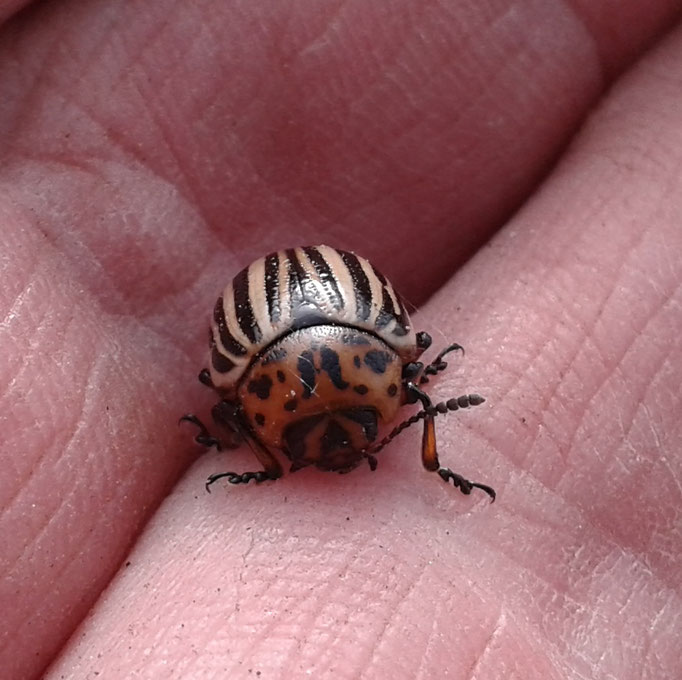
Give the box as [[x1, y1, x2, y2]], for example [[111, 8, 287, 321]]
[[1, 2, 680, 679]]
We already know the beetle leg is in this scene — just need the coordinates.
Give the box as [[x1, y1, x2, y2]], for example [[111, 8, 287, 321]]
[[419, 342, 464, 384], [362, 452, 378, 471], [206, 434, 283, 492], [210, 400, 244, 449], [437, 468, 496, 500], [180, 398, 244, 451], [179, 414, 223, 450], [402, 361, 423, 391], [205, 469, 273, 489], [406, 383, 495, 502]]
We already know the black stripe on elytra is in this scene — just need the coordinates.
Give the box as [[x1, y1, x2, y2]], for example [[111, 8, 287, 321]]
[[371, 264, 409, 336], [289, 312, 330, 332], [303, 246, 344, 311], [392, 291, 410, 336], [337, 249, 372, 321], [285, 248, 308, 312], [297, 349, 317, 399], [371, 265, 393, 330], [211, 347, 236, 373], [320, 347, 349, 390], [264, 251, 281, 323], [233, 266, 262, 344], [213, 297, 247, 356]]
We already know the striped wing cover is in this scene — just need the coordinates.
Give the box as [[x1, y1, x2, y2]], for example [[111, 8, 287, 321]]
[[209, 245, 419, 391]]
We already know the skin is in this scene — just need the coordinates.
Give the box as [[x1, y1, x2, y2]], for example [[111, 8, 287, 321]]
[[0, 1, 680, 678]]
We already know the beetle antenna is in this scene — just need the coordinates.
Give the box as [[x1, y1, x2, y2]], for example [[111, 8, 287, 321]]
[[365, 393, 485, 455]]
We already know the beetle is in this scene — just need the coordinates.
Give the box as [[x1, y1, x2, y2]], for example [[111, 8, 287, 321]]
[[181, 245, 495, 501]]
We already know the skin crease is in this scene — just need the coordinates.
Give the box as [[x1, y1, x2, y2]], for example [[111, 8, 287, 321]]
[[0, 1, 681, 679]]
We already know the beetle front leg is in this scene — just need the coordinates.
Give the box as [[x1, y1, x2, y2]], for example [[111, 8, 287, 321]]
[[206, 434, 283, 492], [406, 383, 495, 502], [181, 399, 244, 452], [418, 341, 465, 384], [205, 470, 274, 488], [179, 414, 223, 450]]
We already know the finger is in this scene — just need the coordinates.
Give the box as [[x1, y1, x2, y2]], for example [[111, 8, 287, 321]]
[[0, 1, 679, 305], [3, 3, 681, 679], [416, 21, 682, 680], [45, 23, 682, 680], [0, 0, 34, 27]]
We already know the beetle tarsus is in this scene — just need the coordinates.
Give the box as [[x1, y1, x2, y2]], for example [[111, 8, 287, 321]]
[[205, 470, 274, 492], [179, 414, 223, 451], [419, 343, 464, 384], [437, 468, 496, 502], [364, 453, 378, 471]]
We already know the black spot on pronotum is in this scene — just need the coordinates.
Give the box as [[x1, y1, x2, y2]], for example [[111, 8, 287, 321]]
[[298, 350, 316, 399], [254, 413, 265, 426], [387, 383, 398, 397], [353, 355, 361, 368], [320, 347, 349, 390], [364, 349, 392, 374], [284, 399, 298, 412], [277, 370, 286, 383], [353, 384, 368, 395], [247, 374, 273, 400]]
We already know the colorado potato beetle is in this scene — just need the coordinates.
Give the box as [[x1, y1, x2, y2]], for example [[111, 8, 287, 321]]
[[181, 245, 494, 501]]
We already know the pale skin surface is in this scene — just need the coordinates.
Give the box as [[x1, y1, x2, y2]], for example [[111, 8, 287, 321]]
[[1, 1, 681, 679]]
